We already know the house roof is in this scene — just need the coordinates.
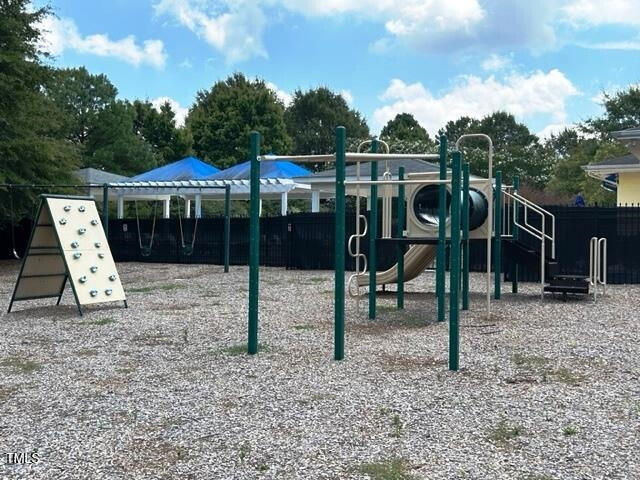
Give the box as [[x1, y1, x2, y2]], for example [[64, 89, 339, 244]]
[[131, 157, 220, 182], [611, 127, 640, 140], [206, 159, 311, 180], [585, 154, 640, 169], [307, 158, 439, 180], [75, 167, 129, 184]]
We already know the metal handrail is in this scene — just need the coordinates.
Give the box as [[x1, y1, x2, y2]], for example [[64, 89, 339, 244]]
[[589, 237, 607, 301]]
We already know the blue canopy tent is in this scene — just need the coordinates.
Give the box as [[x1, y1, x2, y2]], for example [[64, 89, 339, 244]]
[[205, 159, 312, 215], [205, 159, 310, 180], [131, 156, 220, 182]]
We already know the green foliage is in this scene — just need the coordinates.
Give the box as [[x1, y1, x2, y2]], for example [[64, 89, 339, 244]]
[[585, 86, 640, 137], [285, 86, 369, 157], [133, 99, 192, 165], [84, 100, 157, 176], [188, 73, 291, 169], [381, 113, 431, 143], [358, 458, 416, 480], [45, 67, 118, 145], [0, 0, 80, 218], [440, 112, 553, 188]]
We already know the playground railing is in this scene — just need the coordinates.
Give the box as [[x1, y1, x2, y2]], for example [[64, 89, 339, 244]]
[[589, 236, 607, 301]]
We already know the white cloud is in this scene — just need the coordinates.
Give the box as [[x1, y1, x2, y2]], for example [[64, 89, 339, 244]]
[[38, 16, 167, 69], [151, 97, 189, 126], [373, 69, 580, 135], [266, 82, 292, 106], [481, 53, 511, 71], [340, 90, 354, 105], [179, 58, 193, 68], [580, 40, 640, 51], [154, 0, 267, 63], [563, 0, 640, 26], [537, 123, 576, 140]]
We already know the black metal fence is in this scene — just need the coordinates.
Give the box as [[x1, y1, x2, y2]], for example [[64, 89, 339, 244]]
[[2, 206, 640, 283]]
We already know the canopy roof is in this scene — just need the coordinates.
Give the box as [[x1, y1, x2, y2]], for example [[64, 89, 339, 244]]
[[131, 157, 219, 182], [206, 159, 311, 180], [582, 154, 640, 179]]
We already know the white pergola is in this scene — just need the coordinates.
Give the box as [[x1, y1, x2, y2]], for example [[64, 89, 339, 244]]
[[89, 179, 311, 218]]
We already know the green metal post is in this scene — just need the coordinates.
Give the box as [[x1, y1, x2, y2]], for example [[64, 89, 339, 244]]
[[462, 163, 470, 311], [224, 184, 231, 273], [436, 136, 448, 322], [334, 126, 346, 361], [248, 132, 260, 355], [511, 175, 519, 293], [494, 170, 502, 300], [368, 140, 379, 320], [397, 166, 405, 310], [449, 152, 462, 371], [102, 183, 109, 239]]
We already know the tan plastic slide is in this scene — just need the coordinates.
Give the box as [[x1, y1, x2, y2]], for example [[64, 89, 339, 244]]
[[355, 244, 437, 287]]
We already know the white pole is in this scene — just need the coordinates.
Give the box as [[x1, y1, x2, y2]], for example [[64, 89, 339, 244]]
[[185, 199, 191, 219], [117, 194, 124, 219], [259, 199, 263, 217], [311, 190, 320, 213], [281, 191, 288, 216], [163, 198, 170, 219], [195, 194, 202, 219]]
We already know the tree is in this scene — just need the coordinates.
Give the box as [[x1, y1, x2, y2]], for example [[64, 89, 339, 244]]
[[187, 73, 291, 169], [0, 0, 80, 218], [133, 100, 192, 165], [45, 67, 118, 145], [285, 87, 369, 156], [585, 86, 640, 136], [381, 113, 430, 142], [438, 112, 552, 188], [84, 101, 157, 176]]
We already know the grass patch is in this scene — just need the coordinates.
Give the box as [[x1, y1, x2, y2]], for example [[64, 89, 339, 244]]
[[0, 357, 41, 374], [488, 420, 524, 444], [309, 277, 325, 283], [377, 305, 398, 313], [382, 354, 446, 371], [128, 283, 182, 294], [513, 354, 549, 368], [390, 414, 403, 438], [358, 458, 416, 480], [87, 317, 116, 326], [215, 343, 270, 356], [133, 332, 175, 347], [563, 425, 578, 436], [292, 324, 315, 331], [550, 368, 584, 385]]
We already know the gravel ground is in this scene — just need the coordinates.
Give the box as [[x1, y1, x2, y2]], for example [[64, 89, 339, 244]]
[[0, 260, 639, 480]]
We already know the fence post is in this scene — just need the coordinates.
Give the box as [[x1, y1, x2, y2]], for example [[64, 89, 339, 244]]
[[334, 126, 346, 361], [494, 170, 502, 300], [462, 162, 470, 310], [248, 132, 260, 355], [511, 175, 519, 293], [224, 184, 231, 273], [449, 151, 462, 371], [397, 166, 405, 309], [369, 139, 379, 319], [437, 135, 448, 322]]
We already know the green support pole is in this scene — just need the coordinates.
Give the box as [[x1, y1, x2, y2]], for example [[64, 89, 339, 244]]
[[368, 140, 379, 320], [102, 183, 109, 239], [436, 136, 447, 322], [397, 166, 405, 310], [462, 163, 470, 311], [449, 152, 462, 371], [494, 170, 502, 300], [224, 184, 231, 273], [334, 126, 346, 361], [248, 132, 260, 355], [511, 175, 519, 293]]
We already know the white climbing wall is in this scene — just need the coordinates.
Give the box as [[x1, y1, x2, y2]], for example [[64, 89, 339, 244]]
[[11, 196, 126, 308]]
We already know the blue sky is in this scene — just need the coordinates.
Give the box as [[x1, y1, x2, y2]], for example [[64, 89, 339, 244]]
[[37, 0, 640, 137]]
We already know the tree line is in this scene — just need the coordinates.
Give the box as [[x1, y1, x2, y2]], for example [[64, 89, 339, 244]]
[[2, 0, 639, 218]]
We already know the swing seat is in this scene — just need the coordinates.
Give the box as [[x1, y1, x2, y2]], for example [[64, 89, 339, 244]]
[[140, 246, 152, 257], [182, 245, 194, 256]]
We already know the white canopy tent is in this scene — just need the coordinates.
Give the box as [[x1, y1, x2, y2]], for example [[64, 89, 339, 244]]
[[90, 179, 311, 218]]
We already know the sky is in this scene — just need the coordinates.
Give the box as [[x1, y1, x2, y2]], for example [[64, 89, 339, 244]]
[[36, 0, 640, 138]]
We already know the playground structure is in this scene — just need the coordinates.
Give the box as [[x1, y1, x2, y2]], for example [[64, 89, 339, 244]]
[[8, 195, 127, 315], [245, 127, 605, 371]]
